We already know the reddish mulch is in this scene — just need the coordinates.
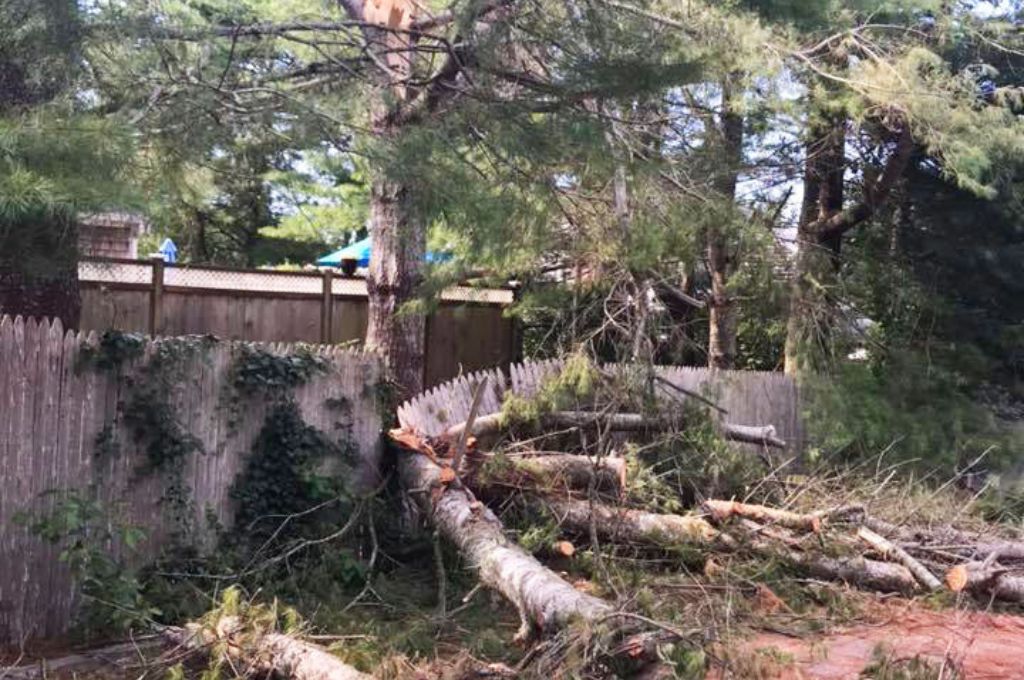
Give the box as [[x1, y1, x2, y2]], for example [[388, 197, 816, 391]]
[[717, 601, 1024, 679]]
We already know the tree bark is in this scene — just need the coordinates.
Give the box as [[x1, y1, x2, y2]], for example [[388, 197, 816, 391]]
[[534, 496, 733, 549], [945, 561, 1024, 602], [365, 98, 426, 398], [445, 411, 786, 448], [475, 452, 627, 495], [703, 499, 821, 533], [707, 75, 743, 370], [783, 97, 846, 376], [857, 526, 942, 591], [398, 451, 613, 640], [164, 620, 370, 680]]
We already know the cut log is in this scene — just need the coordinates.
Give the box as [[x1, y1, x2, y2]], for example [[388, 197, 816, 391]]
[[857, 526, 942, 591], [945, 561, 1024, 602], [162, 620, 370, 680], [477, 452, 626, 495], [398, 449, 613, 640], [703, 499, 822, 533], [719, 423, 786, 448], [444, 411, 786, 449], [730, 520, 918, 593], [551, 540, 576, 557], [789, 553, 919, 593], [535, 496, 735, 549]]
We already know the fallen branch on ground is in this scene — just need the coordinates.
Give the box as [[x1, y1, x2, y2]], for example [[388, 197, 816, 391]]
[[445, 411, 786, 448], [163, 620, 370, 680], [946, 560, 1024, 602], [703, 499, 822, 533], [857, 526, 942, 591], [474, 452, 626, 495], [532, 495, 734, 550], [712, 517, 918, 593]]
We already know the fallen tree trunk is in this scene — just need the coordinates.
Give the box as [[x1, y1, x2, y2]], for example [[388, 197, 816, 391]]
[[398, 450, 614, 640], [857, 526, 942, 591], [444, 411, 786, 449], [163, 620, 370, 680], [945, 561, 1024, 602], [703, 499, 822, 533], [475, 452, 626, 495], [533, 495, 735, 549]]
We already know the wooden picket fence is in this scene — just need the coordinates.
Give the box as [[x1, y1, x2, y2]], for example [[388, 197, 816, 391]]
[[398, 358, 802, 454], [0, 315, 382, 643]]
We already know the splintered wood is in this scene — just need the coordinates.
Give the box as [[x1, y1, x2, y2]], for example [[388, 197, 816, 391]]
[[362, 0, 414, 29]]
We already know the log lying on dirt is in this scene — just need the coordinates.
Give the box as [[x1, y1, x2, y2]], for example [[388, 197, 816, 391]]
[[790, 553, 919, 593], [163, 620, 370, 680], [476, 452, 626, 495], [722, 519, 919, 594], [703, 499, 822, 533], [445, 411, 787, 449], [945, 561, 1024, 602], [856, 526, 942, 591], [534, 496, 735, 549], [397, 449, 614, 639]]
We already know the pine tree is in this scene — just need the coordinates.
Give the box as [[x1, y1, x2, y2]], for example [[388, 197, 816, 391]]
[[0, 0, 131, 326]]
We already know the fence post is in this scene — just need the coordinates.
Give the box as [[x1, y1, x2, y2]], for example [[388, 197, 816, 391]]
[[149, 255, 165, 336], [320, 269, 334, 344]]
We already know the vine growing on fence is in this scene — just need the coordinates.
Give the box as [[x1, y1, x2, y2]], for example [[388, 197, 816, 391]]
[[83, 331, 218, 541]]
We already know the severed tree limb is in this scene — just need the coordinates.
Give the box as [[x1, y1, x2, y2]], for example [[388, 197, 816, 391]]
[[945, 560, 1024, 602], [530, 496, 735, 550], [445, 411, 786, 448], [857, 526, 942, 591], [731, 521, 919, 593], [162, 619, 370, 680], [789, 553, 919, 594], [398, 450, 613, 641], [475, 452, 627, 495], [703, 499, 822, 533]]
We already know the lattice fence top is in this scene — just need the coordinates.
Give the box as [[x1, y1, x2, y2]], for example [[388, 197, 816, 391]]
[[397, 359, 803, 452], [79, 258, 515, 305]]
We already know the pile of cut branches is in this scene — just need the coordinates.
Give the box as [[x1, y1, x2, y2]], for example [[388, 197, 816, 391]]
[[387, 364, 1024, 676]]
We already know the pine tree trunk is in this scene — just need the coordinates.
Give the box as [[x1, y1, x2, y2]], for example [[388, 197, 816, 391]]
[[365, 99, 426, 398], [0, 207, 81, 328], [706, 77, 743, 370], [783, 105, 846, 376]]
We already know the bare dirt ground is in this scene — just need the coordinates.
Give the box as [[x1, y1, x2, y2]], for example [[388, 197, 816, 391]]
[[716, 599, 1024, 679]]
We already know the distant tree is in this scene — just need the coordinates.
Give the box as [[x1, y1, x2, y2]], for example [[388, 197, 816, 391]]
[[0, 0, 131, 327]]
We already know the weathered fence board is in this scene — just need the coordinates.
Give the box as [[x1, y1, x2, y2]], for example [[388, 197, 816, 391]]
[[0, 316, 382, 643]]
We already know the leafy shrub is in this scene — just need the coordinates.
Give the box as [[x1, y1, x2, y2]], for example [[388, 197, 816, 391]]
[[18, 491, 157, 638]]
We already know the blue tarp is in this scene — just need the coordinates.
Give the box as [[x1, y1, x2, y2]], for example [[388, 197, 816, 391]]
[[316, 237, 450, 267]]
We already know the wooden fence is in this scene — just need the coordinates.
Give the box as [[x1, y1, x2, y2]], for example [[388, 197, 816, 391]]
[[398, 359, 803, 455], [0, 315, 383, 643], [79, 257, 519, 387]]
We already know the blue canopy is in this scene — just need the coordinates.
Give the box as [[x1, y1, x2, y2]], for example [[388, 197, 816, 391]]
[[316, 237, 451, 267]]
